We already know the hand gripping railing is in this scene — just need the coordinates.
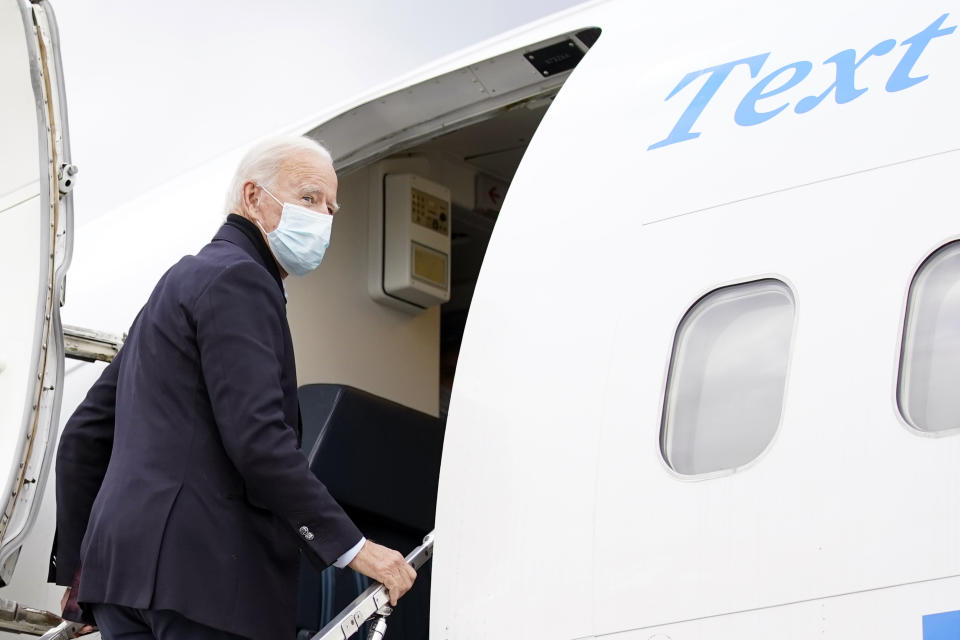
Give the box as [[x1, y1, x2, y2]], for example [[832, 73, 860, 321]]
[[311, 531, 434, 640]]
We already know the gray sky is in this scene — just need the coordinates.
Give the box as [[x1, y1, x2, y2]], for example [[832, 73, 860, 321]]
[[52, 0, 587, 225]]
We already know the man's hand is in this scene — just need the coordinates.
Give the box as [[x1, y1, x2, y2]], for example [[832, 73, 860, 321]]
[[60, 588, 96, 636], [347, 540, 417, 606]]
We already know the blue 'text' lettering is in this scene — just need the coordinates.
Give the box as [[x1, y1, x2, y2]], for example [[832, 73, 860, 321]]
[[735, 61, 812, 126], [923, 610, 960, 640], [887, 13, 956, 92], [647, 54, 769, 150], [648, 13, 957, 150], [795, 39, 897, 113]]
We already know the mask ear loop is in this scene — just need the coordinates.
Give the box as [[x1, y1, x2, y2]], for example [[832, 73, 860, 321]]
[[259, 184, 284, 206], [253, 183, 283, 233]]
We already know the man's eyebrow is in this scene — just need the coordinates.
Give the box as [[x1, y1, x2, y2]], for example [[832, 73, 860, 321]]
[[299, 184, 340, 212]]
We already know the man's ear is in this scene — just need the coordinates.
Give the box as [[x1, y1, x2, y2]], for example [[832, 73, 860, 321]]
[[241, 181, 260, 212]]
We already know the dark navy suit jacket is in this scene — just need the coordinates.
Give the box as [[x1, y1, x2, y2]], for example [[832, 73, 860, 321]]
[[52, 215, 361, 640]]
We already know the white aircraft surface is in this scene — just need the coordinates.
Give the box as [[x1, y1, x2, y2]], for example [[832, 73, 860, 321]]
[[2, 0, 960, 638]]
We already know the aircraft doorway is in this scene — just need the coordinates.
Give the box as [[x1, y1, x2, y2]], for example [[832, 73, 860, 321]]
[[290, 94, 553, 640], [285, 26, 601, 640]]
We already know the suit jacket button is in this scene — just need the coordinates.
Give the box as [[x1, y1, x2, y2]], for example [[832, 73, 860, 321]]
[[299, 525, 315, 541]]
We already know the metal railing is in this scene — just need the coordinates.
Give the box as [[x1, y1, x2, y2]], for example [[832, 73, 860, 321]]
[[311, 532, 434, 640]]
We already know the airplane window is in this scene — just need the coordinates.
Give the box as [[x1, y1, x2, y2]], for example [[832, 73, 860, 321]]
[[661, 279, 795, 476], [898, 241, 960, 433]]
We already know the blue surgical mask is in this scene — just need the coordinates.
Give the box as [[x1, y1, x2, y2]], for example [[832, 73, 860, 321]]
[[257, 185, 334, 276]]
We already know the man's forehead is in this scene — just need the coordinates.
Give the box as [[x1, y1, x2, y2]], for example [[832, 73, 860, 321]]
[[278, 153, 336, 188], [282, 154, 332, 174]]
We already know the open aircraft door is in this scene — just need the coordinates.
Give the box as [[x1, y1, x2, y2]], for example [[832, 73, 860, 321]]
[[0, 0, 74, 589]]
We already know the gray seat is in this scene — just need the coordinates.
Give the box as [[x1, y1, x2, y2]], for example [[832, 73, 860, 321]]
[[295, 384, 444, 640]]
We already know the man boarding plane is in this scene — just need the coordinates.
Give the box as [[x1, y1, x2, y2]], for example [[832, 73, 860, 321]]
[[2, 0, 960, 639]]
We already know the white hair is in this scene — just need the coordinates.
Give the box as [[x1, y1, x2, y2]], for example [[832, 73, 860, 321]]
[[224, 135, 333, 214]]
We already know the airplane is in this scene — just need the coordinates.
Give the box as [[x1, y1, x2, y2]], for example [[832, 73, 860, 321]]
[[2, 0, 960, 638]]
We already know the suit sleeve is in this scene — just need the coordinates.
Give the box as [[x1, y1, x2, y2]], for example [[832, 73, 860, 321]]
[[196, 262, 362, 568], [51, 348, 124, 586]]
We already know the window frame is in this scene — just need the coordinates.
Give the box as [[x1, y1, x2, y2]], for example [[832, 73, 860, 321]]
[[658, 276, 799, 480], [895, 238, 960, 438]]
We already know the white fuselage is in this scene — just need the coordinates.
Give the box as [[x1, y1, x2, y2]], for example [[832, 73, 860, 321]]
[[432, 1, 960, 638]]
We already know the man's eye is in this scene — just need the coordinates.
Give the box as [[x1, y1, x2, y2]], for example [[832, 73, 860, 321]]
[[302, 195, 315, 204]]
